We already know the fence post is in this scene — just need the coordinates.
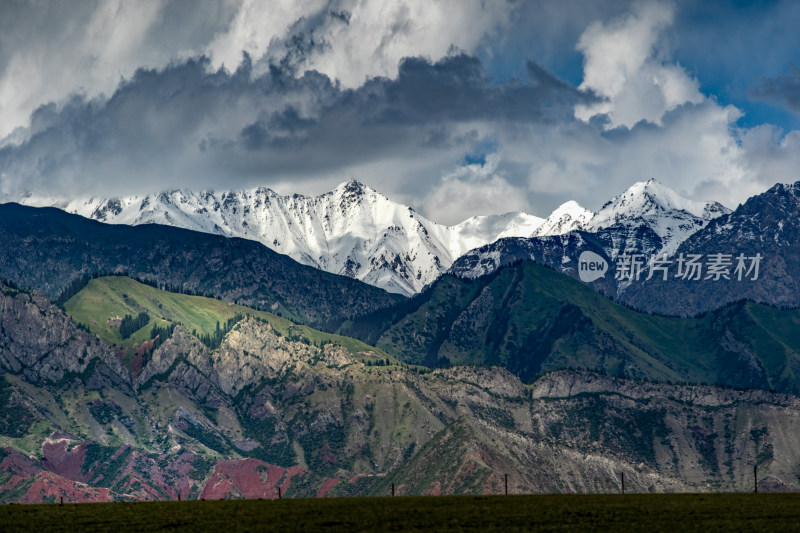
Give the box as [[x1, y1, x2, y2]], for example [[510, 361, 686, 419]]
[[504, 474, 508, 495], [392, 483, 395, 497], [278, 486, 282, 499], [754, 465, 758, 494], [620, 472, 625, 495]]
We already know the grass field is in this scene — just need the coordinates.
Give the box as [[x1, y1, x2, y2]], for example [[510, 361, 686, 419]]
[[63, 276, 380, 356], [2, 494, 800, 532]]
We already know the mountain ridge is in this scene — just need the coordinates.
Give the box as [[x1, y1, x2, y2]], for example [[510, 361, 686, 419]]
[[343, 260, 800, 395], [0, 202, 403, 328]]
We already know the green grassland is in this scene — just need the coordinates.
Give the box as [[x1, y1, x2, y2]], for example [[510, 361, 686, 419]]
[[2, 494, 800, 532], [63, 276, 378, 356]]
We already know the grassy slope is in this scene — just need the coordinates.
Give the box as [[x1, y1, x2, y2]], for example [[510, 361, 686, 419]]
[[64, 276, 377, 355], [366, 261, 800, 392]]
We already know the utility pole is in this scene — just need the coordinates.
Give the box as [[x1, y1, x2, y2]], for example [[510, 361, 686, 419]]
[[620, 472, 625, 495]]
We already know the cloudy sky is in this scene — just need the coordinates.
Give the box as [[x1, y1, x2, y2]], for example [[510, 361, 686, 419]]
[[2, 0, 800, 224]]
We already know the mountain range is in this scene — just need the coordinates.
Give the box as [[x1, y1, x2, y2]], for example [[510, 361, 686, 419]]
[[342, 260, 800, 394], [4, 177, 800, 503], [452, 178, 731, 282], [452, 181, 800, 316], [21, 178, 727, 296], [22, 181, 542, 296]]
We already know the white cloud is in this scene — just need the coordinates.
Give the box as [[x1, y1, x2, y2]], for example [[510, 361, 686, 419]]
[[507, 0, 761, 212], [298, 0, 510, 88], [574, 0, 703, 128], [205, 0, 329, 72], [0, 0, 512, 143], [0, 0, 235, 140], [4, 0, 800, 226], [208, 0, 512, 88], [462, 99, 752, 217], [423, 155, 531, 226], [739, 125, 800, 190]]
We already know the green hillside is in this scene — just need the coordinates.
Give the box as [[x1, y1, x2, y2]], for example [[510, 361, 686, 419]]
[[342, 261, 800, 394], [64, 276, 378, 356]]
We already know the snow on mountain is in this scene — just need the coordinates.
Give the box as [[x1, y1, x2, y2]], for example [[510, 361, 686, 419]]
[[22, 178, 728, 296], [529, 179, 729, 253], [449, 179, 731, 281], [523, 179, 728, 257], [584, 179, 731, 255], [531, 201, 593, 237], [23, 181, 542, 296], [450, 212, 544, 256]]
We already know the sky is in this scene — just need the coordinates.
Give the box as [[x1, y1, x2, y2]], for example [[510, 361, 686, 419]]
[[2, 0, 800, 225]]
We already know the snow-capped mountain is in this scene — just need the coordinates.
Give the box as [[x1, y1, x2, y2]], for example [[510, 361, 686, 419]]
[[531, 201, 593, 237], [24, 181, 543, 296], [583, 179, 730, 255], [22, 178, 728, 297], [620, 180, 800, 316], [526, 179, 728, 254], [450, 179, 730, 281], [450, 211, 544, 255]]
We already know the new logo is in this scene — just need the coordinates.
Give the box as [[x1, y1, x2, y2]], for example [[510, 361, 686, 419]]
[[578, 251, 608, 282]]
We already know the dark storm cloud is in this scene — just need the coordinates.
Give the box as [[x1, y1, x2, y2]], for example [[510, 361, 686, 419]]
[[751, 65, 800, 113], [0, 52, 594, 198]]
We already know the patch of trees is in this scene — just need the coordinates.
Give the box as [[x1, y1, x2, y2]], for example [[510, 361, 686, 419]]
[[54, 273, 93, 306], [119, 311, 150, 339], [150, 322, 176, 351], [193, 314, 244, 349], [365, 358, 392, 366]]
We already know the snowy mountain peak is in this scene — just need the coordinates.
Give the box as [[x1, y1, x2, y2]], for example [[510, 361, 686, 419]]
[[339, 178, 367, 193], [449, 179, 735, 284], [531, 200, 593, 237], [585, 179, 730, 255], [330, 179, 376, 202], [596, 179, 720, 220]]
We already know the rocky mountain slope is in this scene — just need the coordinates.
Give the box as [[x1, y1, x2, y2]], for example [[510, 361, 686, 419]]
[[2, 280, 800, 501], [0, 203, 402, 328], [23, 181, 543, 296], [621, 181, 800, 315], [342, 261, 800, 395]]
